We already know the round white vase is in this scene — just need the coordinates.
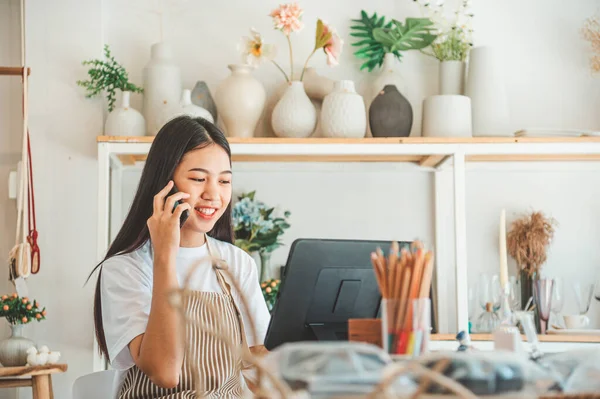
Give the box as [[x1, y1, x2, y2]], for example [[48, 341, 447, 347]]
[[320, 80, 366, 138], [104, 91, 146, 136], [302, 67, 334, 101], [142, 42, 182, 136], [214, 64, 265, 138], [439, 61, 466, 95], [465, 46, 511, 136], [179, 89, 214, 123], [271, 81, 317, 138], [421, 95, 472, 138]]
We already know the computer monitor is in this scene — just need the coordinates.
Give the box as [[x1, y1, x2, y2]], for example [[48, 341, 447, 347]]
[[264, 238, 434, 351]]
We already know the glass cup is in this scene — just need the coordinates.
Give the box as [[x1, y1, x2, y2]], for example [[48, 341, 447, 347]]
[[381, 298, 401, 354], [534, 278, 554, 334], [410, 298, 431, 357]]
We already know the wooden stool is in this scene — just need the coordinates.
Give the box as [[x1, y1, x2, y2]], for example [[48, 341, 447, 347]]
[[0, 364, 67, 399]]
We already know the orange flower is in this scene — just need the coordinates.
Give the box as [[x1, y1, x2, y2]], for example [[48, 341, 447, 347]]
[[266, 287, 272, 293], [261, 283, 267, 288], [26, 305, 32, 310], [22, 299, 28, 304], [3, 305, 8, 311], [36, 314, 41, 319], [270, 282, 277, 287], [1, 295, 7, 301], [12, 293, 17, 298], [22, 317, 27, 323], [42, 310, 46, 316]]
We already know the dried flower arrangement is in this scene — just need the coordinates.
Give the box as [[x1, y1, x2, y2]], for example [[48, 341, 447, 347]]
[[582, 14, 600, 73], [507, 211, 557, 277]]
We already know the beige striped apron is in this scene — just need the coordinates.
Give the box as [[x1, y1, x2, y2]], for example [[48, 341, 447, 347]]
[[119, 238, 251, 399]]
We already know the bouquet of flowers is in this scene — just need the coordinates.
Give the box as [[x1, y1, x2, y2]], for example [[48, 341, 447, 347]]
[[260, 278, 281, 312], [237, 2, 343, 81], [416, 0, 474, 62], [0, 294, 46, 325], [232, 191, 291, 254]]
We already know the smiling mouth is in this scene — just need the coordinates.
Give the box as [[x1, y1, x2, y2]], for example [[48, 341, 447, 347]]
[[194, 207, 218, 219]]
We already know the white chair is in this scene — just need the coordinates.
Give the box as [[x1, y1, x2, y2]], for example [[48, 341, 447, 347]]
[[72, 370, 119, 399]]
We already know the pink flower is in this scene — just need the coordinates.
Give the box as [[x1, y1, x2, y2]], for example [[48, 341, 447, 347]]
[[269, 2, 304, 35], [321, 22, 343, 66]]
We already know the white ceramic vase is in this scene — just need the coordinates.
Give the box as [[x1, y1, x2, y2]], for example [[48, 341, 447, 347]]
[[271, 81, 317, 138], [104, 91, 146, 136], [371, 53, 407, 101], [465, 46, 511, 136], [439, 61, 466, 95], [142, 42, 182, 136], [214, 64, 266, 138], [320, 80, 366, 138], [422, 95, 472, 138], [0, 325, 34, 367], [178, 89, 214, 123], [302, 67, 334, 101]]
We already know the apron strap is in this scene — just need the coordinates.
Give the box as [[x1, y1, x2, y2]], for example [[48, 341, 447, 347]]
[[205, 235, 251, 352]]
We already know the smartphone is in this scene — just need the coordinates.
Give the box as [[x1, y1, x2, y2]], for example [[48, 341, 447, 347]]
[[168, 185, 190, 228]]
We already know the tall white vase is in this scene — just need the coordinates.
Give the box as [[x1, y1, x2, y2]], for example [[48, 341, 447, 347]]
[[371, 53, 407, 101], [271, 81, 317, 138], [320, 80, 366, 138], [104, 91, 146, 136], [465, 46, 511, 136], [214, 64, 266, 138], [422, 95, 472, 138], [142, 42, 182, 136], [439, 61, 466, 95]]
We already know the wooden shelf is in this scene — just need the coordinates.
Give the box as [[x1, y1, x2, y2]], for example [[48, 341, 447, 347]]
[[97, 136, 600, 144], [98, 136, 600, 167], [0, 66, 30, 76], [431, 333, 600, 343]]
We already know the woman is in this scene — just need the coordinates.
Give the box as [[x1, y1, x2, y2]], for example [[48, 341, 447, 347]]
[[90, 116, 271, 398]]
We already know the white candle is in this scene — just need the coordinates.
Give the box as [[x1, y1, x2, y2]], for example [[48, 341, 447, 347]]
[[499, 209, 508, 289]]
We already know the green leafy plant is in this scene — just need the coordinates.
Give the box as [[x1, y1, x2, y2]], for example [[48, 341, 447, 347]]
[[350, 11, 397, 72], [372, 17, 438, 56], [0, 294, 46, 325], [77, 44, 143, 112], [351, 11, 438, 72], [260, 278, 281, 312]]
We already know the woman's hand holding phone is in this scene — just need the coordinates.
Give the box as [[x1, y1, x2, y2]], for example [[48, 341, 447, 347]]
[[147, 180, 191, 264]]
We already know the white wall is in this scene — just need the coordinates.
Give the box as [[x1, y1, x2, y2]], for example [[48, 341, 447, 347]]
[[1, 0, 597, 398]]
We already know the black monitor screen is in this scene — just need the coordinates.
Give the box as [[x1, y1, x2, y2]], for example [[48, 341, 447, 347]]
[[264, 238, 419, 350]]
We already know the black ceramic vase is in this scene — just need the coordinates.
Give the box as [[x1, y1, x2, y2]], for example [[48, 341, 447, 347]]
[[369, 84, 413, 137], [191, 81, 218, 122]]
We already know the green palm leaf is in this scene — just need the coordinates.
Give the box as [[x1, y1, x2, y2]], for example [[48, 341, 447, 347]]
[[350, 10, 396, 72], [373, 18, 438, 53]]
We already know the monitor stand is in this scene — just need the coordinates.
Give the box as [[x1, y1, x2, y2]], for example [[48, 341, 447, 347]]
[[307, 322, 348, 341]]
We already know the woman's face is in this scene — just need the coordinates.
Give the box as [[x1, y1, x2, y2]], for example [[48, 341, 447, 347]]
[[172, 143, 232, 235]]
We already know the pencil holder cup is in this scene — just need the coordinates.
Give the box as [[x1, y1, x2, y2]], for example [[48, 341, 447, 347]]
[[381, 298, 401, 354], [410, 298, 432, 357]]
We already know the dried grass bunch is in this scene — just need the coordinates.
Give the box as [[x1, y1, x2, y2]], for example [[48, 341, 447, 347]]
[[507, 211, 557, 277], [582, 14, 600, 73]]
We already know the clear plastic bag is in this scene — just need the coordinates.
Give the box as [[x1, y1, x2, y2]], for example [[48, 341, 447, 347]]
[[409, 350, 560, 397], [535, 348, 600, 394]]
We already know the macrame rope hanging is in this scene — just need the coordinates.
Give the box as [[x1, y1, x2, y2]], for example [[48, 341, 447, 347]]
[[7, 0, 39, 282]]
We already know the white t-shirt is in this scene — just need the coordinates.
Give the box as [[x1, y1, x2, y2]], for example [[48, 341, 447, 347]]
[[100, 236, 271, 372]]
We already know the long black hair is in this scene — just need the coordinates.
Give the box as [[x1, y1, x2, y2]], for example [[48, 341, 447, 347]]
[[89, 115, 234, 361]]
